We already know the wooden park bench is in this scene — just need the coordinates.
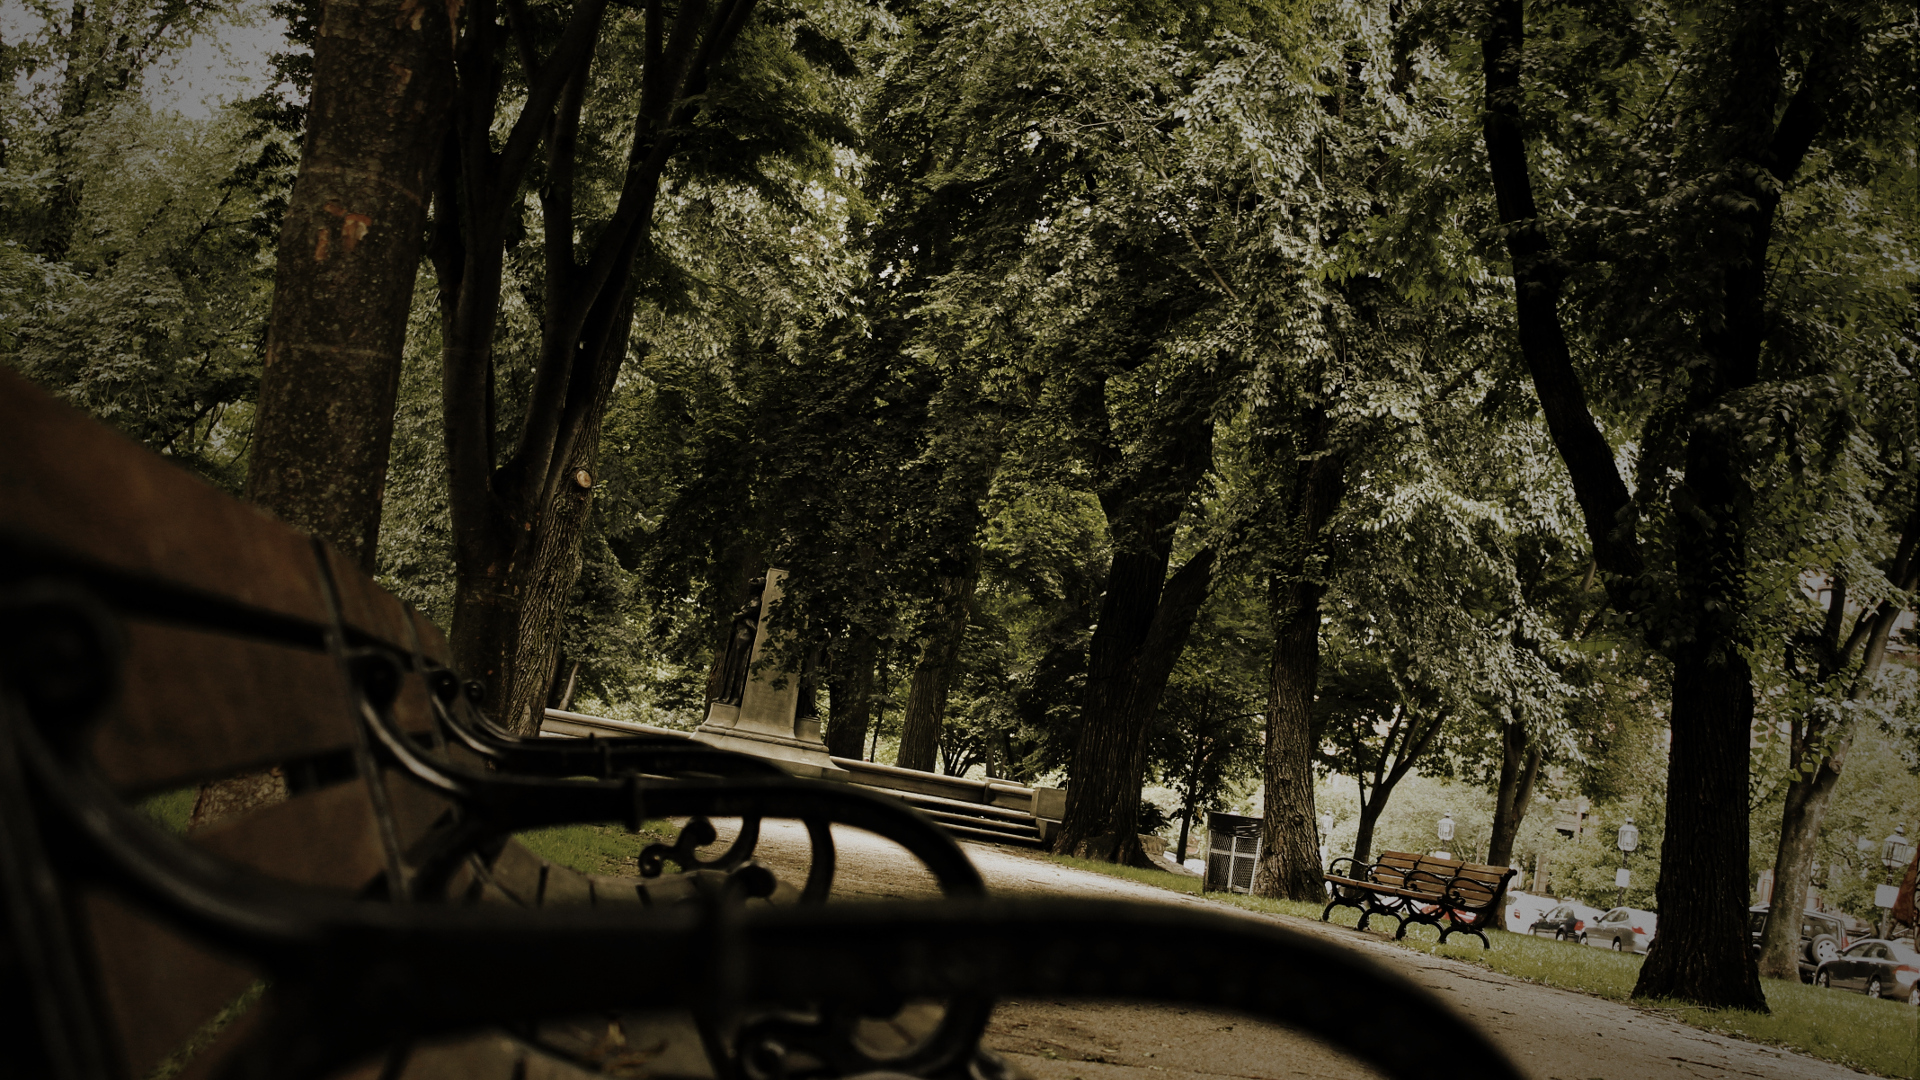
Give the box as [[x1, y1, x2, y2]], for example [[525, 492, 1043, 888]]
[[1322, 852, 1517, 949], [0, 369, 1524, 1080]]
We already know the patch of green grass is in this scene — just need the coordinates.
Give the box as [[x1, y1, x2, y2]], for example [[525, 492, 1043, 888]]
[[1044, 853, 1205, 894], [135, 786, 197, 835], [1670, 979, 1920, 1079], [516, 821, 680, 876], [143, 981, 266, 1080], [1393, 925, 1646, 1000], [1038, 853, 1920, 1077], [1203, 890, 1338, 924]]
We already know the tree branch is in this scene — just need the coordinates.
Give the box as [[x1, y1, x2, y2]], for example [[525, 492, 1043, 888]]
[[1480, 0, 1643, 601], [493, 0, 612, 209]]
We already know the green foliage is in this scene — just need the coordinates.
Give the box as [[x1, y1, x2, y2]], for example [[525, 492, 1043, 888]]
[[0, 99, 278, 488]]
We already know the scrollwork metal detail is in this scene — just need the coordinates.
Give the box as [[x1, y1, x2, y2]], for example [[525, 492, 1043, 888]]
[[638, 815, 764, 878]]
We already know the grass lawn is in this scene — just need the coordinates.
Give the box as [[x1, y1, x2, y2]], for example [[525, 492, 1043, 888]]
[[515, 820, 685, 876], [136, 786, 198, 834], [1044, 852, 1920, 1079]]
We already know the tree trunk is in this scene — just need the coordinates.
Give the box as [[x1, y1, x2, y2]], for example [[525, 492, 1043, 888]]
[[1054, 524, 1172, 858], [1115, 547, 1217, 828], [547, 658, 581, 713], [1485, 719, 1541, 920], [246, 0, 455, 570], [201, 0, 455, 823], [1176, 780, 1198, 864], [1253, 404, 1347, 902], [1054, 541, 1215, 862], [1758, 525, 1916, 977], [1637, 634, 1762, 1005], [1174, 691, 1214, 864], [825, 626, 879, 759], [496, 315, 634, 735], [432, 0, 757, 727], [1350, 787, 1385, 867], [896, 567, 978, 771]]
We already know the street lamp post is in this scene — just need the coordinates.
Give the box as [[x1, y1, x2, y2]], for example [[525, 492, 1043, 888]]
[[1436, 811, 1455, 859], [1319, 811, 1333, 868], [1880, 826, 1912, 938], [1615, 817, 1639, 908]]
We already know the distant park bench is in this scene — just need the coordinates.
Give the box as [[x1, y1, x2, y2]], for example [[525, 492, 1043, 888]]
[[0, 368, 1524, 1080], [1323, 852, 1518, 949]]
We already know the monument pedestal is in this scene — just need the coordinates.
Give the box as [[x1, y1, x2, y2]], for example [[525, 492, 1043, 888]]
[[693, 569, 848, 781]]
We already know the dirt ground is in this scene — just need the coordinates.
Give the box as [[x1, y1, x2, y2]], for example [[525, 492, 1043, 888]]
[[717, 819, 1881, 1080]]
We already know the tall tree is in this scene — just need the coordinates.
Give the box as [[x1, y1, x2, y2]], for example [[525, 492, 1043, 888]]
[[1474, 0, 1911, 1006], [1757, 483, 1920, 976], [429, 0, 858, 733], [246, 0, 456, 569]]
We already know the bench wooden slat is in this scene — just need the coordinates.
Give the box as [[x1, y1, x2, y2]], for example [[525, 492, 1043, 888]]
[[0, 370, 333, 626], [192, 779, 396, 891], [410, 608, 454, 667], [81, 889, 256, 1079], [93, 621, 356, 793], [390, 669, 439, 737], [320, 543, 420, 652]]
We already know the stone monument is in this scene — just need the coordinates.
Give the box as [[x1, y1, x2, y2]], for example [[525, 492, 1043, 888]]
[[693, 569, 848, 780]]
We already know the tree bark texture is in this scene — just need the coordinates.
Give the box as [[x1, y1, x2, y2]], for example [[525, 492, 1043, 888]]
[[1641, 619, 1761, 1005], [432, 0, 758, 730], [896, 567, 979, 771], [497, 315, 635, 735], [1253, 404, 1348, 902], [1631, 7, 1847, 1007], [246, 0, 456, 571], [1349, 789, 1384, 869], [825, 625, 880, 759], [1117, 547, 1217, 808]]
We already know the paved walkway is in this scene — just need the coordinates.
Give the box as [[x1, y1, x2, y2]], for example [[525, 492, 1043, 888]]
[[732, 821, 1881, 1080]]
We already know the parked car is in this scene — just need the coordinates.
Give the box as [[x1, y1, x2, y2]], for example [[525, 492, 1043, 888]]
[[1813, 938, 1920, 1004], [1506, 891, 1557, 935], [1747, 905, 1853, 980], [1585, 907, 1657, 953], [1529, 900, 1605, 943]]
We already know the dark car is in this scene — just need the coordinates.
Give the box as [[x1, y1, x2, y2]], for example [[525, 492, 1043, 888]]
[[1747, 905, 1852, 980], [1585, 907, 1657, 954], [1813, 938, 1920, 1004], [1529, 901, 1603, 943]]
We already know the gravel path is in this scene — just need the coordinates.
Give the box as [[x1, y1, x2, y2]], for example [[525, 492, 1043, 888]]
[[712, 819, 1881, 1080]]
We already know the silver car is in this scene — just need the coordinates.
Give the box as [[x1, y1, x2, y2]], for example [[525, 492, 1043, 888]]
[[1585, 906, 1657, 953]]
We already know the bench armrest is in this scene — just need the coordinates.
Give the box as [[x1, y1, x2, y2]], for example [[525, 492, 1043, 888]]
[[1324, 856, 1370, 882], [342, 649, 983, 901]]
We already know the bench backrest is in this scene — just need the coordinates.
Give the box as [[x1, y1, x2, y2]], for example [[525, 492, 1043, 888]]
[[1371, 851, 1514, 907], [0, 370, 460, 1077]]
